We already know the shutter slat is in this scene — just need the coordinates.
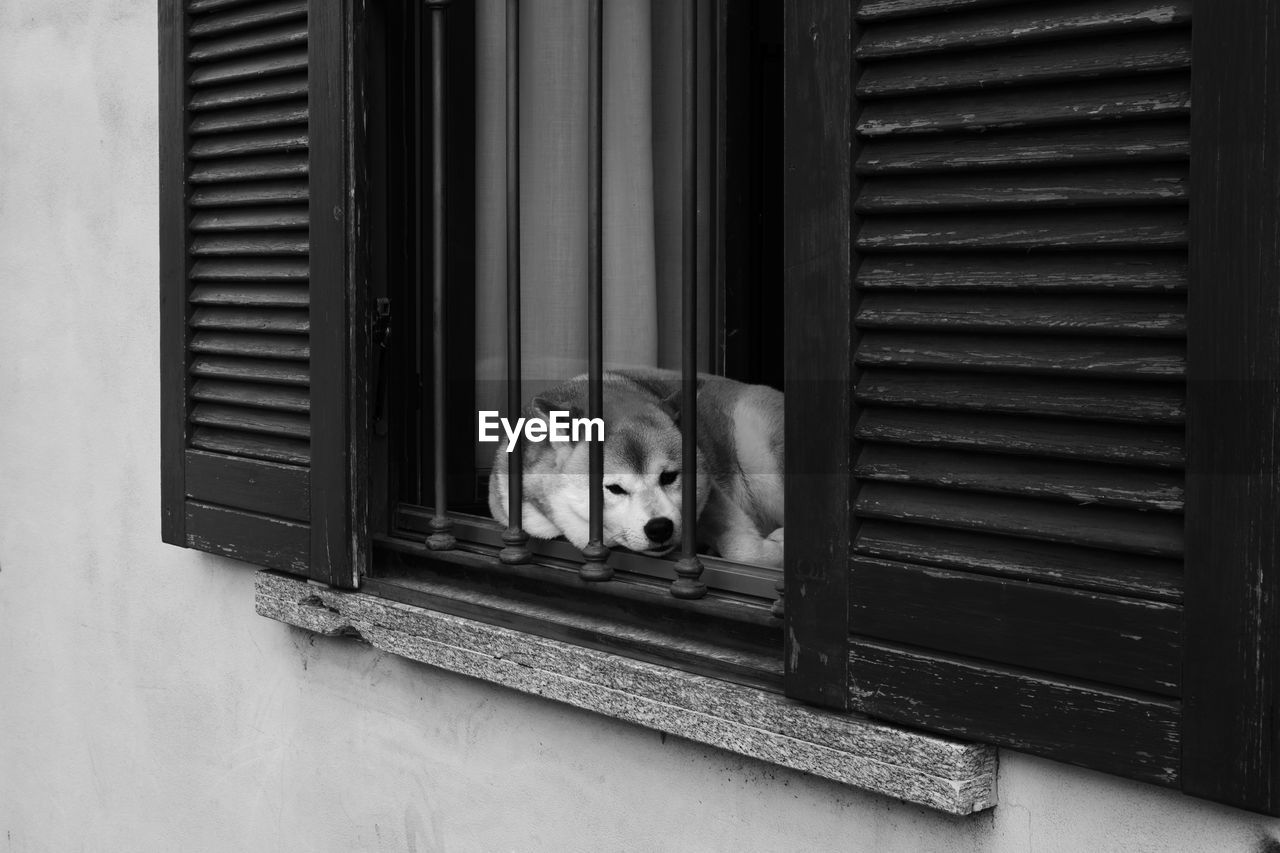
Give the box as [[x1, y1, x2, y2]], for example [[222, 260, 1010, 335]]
[[858, 30, 1189, 99], [189, 128, 308, 160], [191, 379, 310, 412], [189, 0, 306, 38], [188, 20, 308, 64], [857, 0, 1191, 60], [857, 0, 1020, 23], [858, 166, 1186, 213], [856, 294, 1185, 336], [190, 234, 309, 256], [191, 180, 308, 208], [855, 445, 1183, 512], [857, 123, 1190, 175], [189, 307, 309, 334], [190, 403, 310, 439], [189, 0, 265, 14], [189, 47, 307, 88], [189, 153, 308, 184], [856, 253, 1186, 292], [190, 284, 308, 307], [856, 370, 1185, 423], [190, 206, 308, 232], [190, 426, 310, 465], [855, 520, 1183, 602], [189, 73, 308, 112], [856, 209, 1186, 251], [858, 75, 1190, 136], [850, 557, 1182, 695], [856, 408, 1184, 468], [191, 355, 310, 386], [190, 332, 310, 360], [189, 101, 308, 136], [855, 483, 1184, 557], [191, 258, 307, 280], [856, 333, 1185, 378]]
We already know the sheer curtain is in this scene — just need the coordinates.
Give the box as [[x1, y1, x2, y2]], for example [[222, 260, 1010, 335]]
[[473, 0, 711, 464]]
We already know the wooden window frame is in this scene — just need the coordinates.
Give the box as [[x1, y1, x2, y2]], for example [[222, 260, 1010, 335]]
[[779, 0, 854, 710], [309, 0, 370, 590]]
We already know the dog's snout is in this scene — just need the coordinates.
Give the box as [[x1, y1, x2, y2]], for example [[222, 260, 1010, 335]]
[[644, 517, 674, 544]]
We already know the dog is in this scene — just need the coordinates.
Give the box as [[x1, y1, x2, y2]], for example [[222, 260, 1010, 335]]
[[488, 368, 784, 567]]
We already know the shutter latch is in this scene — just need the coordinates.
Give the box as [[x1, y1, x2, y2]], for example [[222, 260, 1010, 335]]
[[372, 297, 392, 436]]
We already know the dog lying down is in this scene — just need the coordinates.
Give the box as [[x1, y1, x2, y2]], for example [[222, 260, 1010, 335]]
[[488, 368, 785, 567]]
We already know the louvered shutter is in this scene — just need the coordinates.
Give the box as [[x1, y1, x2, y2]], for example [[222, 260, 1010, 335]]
[[159, 0, 364, 587], [834, 0, 1190, 786]]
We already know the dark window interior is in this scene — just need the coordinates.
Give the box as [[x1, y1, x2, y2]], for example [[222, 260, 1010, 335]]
[[719, 0, 784, 390], [374, 0, 479, 512], [369, 0, 784, 538]]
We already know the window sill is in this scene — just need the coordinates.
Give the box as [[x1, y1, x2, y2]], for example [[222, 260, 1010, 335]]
[[254, 571, 998, 815]]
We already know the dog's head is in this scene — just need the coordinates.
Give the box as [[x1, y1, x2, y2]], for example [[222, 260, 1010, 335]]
[[525, 385, 709, 556]]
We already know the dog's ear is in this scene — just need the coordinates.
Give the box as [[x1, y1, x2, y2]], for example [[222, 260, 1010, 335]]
[[531, 396, 585, 423], [531, 396, 556, 418], [658, 388, 682, 424]]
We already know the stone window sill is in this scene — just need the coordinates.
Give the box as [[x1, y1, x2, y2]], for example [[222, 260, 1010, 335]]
[[254, 571, 998, 815]]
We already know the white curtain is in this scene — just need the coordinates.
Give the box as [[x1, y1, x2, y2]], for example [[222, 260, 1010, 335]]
[[473, 0, 711, 464]]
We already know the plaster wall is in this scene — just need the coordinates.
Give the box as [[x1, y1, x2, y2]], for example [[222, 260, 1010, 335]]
[[2, 1, 1279, 850]]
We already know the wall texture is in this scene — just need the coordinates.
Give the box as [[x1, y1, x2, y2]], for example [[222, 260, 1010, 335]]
[[3, 1, 1280, 851]]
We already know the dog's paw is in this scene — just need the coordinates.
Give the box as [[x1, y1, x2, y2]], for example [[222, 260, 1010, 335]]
[[714, 528, 784, 567], [758, 529, 784, 568]]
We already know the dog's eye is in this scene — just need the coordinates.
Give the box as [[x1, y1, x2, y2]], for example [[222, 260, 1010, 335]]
[[659, 470, 679, 486], [606, 483, 628, 496]]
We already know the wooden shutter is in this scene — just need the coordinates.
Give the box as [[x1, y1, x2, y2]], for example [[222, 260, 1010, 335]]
[[159, 0, 366, 587], [784, 0, 1192, 786]]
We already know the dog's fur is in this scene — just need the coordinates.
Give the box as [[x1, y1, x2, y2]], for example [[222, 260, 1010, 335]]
[[488, 368, 784, 566]]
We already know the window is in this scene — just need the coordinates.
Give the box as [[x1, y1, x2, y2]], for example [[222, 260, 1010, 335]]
[[370, 0, 785, 589], [159, 0, 1280, 817], [359, 0, 789, 692]]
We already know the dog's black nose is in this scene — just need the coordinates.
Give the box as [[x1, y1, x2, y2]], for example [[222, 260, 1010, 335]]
[[644, 517, 674, 544]]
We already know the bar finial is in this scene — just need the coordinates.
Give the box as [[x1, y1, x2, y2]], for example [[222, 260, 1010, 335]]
[[580, 543, 613, 582], [672, 556, 707, 600]]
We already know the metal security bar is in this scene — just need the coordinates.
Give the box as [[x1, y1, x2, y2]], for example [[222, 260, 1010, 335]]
[[671, 0, 706, 599], [425, 0, 455, 551], [411, 0, 780, 605], [580, 0, 612, 581], [499, 0, 532, 565]]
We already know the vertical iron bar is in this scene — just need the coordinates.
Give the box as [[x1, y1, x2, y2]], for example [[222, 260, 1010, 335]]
[[426, 0, 455, 550], [711, 0, 726, 376], [500, 0, 531, 564], [580, 0, 612, 581], [413, 1, 425, 505], [672, 0, 706, 599]]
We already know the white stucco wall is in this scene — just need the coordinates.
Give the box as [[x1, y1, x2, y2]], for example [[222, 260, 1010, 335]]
[[3, 1, 1280, 851]]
